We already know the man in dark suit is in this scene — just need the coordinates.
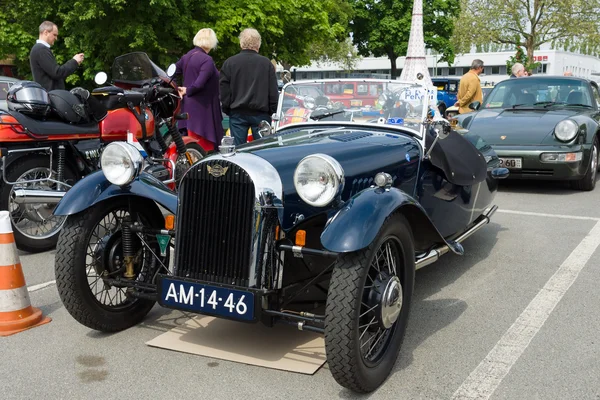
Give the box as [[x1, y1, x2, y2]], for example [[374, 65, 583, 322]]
[[219, 28, 279, 145], [29, 21, 84, 91]]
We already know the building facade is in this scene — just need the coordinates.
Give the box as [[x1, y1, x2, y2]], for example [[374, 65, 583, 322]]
[[293, 49, 600, 83]]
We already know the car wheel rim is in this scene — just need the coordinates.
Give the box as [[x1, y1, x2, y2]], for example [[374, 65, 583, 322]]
[[360, 237, 402, 366], [85, 208, 154, 310], [8, 167, 67, 240]]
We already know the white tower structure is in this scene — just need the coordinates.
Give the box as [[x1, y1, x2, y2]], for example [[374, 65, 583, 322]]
[[399, 0, 432, 86]]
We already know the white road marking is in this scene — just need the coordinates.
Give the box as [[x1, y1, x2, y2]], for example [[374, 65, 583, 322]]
[[498, 209, 600, 221], [452, 220, 600, 400], [28, 280, 56, 292]]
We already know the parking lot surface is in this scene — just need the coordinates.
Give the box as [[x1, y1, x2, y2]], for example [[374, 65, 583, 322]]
[[3, 180, 600, 399]]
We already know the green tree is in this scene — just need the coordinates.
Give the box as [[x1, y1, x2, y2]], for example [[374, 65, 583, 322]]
[[351, 0, 461, 78], [0, 0, 353, 87], [506, 47, 540, 76], [453, 0, 600, 61]]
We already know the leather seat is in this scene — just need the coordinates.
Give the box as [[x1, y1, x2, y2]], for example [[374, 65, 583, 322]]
[[566, 91, 584, 105], [8, 110, 99, 136]]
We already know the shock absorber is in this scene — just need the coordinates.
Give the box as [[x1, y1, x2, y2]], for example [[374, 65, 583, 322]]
[[154, 122, 169, 155], [122, 216, 136, 279], [57, 144, 66, 190]]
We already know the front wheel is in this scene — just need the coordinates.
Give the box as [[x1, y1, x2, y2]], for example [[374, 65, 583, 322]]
[[325, 214, 415, 393], [571, 138, 598, 191], [55, 196, 167, 332]]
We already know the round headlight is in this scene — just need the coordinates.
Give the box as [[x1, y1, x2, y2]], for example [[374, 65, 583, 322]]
[[293, 154, 344, 207], [100, 142, 143, 186], [303, 96, 315, 110], [554, 120, 579, 142]]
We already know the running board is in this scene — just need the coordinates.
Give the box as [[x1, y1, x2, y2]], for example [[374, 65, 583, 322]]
[[415, 205, 498, 270]]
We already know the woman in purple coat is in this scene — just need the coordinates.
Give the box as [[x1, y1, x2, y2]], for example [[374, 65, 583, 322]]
[[176, 28, 224, 152]]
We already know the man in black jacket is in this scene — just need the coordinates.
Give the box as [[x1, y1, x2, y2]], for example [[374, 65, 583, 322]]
[[219, 28, 279, 145], [29, 21, 84, 91]]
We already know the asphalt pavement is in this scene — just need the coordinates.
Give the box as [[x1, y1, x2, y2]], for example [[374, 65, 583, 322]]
[[2, 179, 600, 400]]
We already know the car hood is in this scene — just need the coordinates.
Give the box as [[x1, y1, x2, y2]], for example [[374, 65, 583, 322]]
[[239, 126, 419, 180], [464, 108, 580, 145]]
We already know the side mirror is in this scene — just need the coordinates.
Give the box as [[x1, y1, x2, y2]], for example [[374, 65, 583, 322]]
[[167, 64, 177, 78], [469, 101, 481, 111], [433, 120, 451, 140], [258, 120, 272, 137], [94, 72, 108, 85]]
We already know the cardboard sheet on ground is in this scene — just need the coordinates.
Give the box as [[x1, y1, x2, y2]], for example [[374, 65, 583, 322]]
[[146, 316, 326, 374]]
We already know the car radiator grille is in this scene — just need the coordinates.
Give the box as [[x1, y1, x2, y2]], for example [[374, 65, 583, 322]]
[[174, 160, 255, 287]]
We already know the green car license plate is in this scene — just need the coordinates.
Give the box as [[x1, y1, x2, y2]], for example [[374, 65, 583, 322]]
[[499, 157, 522, 169]]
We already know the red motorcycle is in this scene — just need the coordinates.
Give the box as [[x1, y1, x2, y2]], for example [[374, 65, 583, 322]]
[[0, 52, 205, 253]]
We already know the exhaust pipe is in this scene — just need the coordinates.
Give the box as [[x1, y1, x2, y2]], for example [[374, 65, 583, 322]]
[[12, 189, 67, 205], [415, 205, 498, 270]]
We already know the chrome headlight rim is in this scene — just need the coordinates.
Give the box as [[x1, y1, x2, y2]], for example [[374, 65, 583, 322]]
[[100, 142, 143, 186], [554, 119, 579, 142], [293, 153, 345, 208]]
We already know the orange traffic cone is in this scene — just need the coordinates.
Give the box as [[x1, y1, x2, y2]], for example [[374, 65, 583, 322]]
[[0, 210, 51, 336]]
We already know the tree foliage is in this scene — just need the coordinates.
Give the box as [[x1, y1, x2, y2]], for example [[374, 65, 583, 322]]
[[0, 0, 353, 87], [506, 47, 540, 76], [452, 0, 600, 61], [351, 0, 461, 77]]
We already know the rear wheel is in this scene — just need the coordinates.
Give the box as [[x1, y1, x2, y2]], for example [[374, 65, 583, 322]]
[[0, 155, 76, 253], [325, 214, 415, 393], [571, 138, 598, 191], [55, 196, 167, 332]]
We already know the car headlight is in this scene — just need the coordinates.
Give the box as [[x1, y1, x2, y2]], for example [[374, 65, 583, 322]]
[[293, 154, 344, 207], [554, 120, 579, 142], [100, 142, 143, 186], [303, 96, 315, 110]]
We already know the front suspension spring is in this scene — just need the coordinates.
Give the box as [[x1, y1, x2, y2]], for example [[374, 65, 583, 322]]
[[57, 144, 65, 189], [122, 216, 136, 279]]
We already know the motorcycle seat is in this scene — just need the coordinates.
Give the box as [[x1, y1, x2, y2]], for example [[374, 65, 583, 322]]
[[7, 110, 100, 136]]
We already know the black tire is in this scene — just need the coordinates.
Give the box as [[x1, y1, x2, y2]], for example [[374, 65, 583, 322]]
[[325, 213, 415, 393], [55, 196, 165, 332], [571, 137, 598, 191], [0, 155, 77, 253]]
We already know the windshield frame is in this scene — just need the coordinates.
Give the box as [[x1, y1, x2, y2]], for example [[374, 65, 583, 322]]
[[110, 52, 168, 85]]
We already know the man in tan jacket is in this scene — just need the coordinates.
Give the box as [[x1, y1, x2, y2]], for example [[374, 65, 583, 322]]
[[454, 59, 484, 114]]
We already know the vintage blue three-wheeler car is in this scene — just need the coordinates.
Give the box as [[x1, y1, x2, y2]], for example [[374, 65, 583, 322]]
[[53, 78, 508, 393]]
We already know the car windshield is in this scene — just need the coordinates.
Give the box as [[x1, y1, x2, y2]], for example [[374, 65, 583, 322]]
[[111, 52, 168, 84], [482, 77, 593, 109], [277, 79, 431, 133]]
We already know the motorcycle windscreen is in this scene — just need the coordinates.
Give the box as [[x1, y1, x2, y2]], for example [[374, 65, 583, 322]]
[[111, 52, 168, 85]]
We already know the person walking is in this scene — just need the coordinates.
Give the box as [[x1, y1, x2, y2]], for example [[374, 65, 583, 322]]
[[29, 21, 84, 91], [219, 28, 279, 145], [454, 59, 484, 114], [176, 28, 224, 152]]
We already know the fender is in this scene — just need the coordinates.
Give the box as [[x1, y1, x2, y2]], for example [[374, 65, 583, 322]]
[[53, 170, 177, 216], [165, 136, 199, 162], [321, 186, 447, 253]]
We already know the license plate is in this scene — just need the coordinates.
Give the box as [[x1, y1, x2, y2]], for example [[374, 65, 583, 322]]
[[158, 277, 255, 321], [499, 157, 522, 169]]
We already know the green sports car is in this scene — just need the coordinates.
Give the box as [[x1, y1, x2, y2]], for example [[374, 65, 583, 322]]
[[453, 76, 600, 190]]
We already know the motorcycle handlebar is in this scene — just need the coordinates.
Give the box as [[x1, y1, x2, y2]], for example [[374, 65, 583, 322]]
[[157, 87, 174, 95]]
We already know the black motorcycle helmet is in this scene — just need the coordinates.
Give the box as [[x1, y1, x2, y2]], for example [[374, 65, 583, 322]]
[[7, 81, 51, 119]]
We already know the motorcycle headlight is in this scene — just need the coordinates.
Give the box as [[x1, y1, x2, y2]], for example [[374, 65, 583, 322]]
[[293, 154, 344, 207], [100, 142, 143, 186], [554, 120, 579, 142], [303, 96, 316, 110]]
